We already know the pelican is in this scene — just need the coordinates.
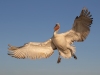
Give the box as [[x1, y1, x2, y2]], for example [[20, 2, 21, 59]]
[[8, 7, 93, 63]]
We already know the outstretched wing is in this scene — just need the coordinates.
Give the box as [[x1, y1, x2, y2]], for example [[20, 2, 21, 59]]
[[65, 8, 93, 43], [8, 39, 56, 59]]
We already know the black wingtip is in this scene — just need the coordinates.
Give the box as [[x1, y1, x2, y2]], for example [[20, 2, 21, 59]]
[[75, 16, 79, 19]]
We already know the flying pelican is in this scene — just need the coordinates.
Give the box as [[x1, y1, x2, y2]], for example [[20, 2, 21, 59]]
[[8, 7, 93, 63]]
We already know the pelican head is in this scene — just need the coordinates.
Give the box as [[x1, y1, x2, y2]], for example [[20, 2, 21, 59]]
[[54, 23, 60, 31]]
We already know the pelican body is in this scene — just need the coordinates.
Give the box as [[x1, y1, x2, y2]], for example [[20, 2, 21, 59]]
[[8, 7, 93, 63]]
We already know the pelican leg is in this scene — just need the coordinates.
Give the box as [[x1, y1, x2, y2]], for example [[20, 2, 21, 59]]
[[57, 53, 61, 63], [68, 47, 77, 60]]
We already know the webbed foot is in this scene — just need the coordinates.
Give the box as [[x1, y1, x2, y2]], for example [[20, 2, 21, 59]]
[[57, 57, 61, 63], [73, 54, 77, 59]]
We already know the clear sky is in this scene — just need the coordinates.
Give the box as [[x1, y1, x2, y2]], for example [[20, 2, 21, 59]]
[[0, 0, 100, 75]]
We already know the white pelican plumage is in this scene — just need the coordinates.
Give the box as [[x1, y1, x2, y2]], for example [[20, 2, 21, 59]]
[[8, 7, 93, 63]]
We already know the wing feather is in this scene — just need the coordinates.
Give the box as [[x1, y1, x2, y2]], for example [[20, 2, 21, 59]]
[[8, 39, 56, 59], [65, 8, 93, 43]]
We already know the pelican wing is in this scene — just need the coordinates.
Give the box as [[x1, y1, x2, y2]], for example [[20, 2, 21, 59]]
[[8, 39, 56, 59], [65, 8, 93, 43]]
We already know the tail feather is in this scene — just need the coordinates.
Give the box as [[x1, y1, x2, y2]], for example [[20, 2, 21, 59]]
[[59, 49, 72, 59]]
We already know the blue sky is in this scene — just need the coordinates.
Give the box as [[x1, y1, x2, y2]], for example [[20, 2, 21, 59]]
[[0, 0, 100, 75]]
